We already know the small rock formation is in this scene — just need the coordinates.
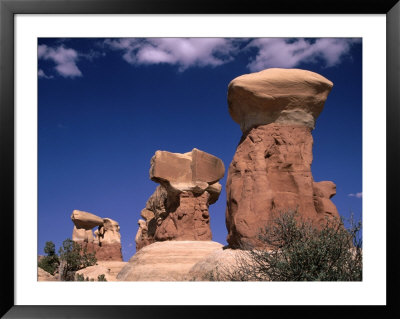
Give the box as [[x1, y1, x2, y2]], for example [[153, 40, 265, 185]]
[[72, 210, 103, 244], [225, 68, 340, 249], [117, 241, 223, 281], [71, 210, 123, 261], [135, 148, 225, 251]]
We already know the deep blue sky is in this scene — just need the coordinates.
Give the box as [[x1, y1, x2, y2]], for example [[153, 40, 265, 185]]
[[38, 38, 362, 261]]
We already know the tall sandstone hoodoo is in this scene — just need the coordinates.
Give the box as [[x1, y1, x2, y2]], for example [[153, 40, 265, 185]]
[[71, 210, 123, 261], [135, 148, 225, 251], [226, 68, 340, 249]]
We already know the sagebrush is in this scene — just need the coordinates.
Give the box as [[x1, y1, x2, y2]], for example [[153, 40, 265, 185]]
[[209, 211, 362, 281]]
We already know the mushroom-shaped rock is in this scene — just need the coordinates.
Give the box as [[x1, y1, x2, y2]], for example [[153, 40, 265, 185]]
[[225, 68, 340, 249], [70, 210, 123, 261], [135, 148, 225, 251], [228, 68, 333, 132], [71, 210, 104, 229]]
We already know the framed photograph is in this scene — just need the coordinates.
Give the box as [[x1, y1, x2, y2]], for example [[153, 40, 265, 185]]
[[1, 0, 399, 317]]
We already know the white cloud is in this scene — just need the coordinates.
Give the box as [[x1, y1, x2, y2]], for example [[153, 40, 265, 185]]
[[104, 37, 360, 72], [38, 69, 53, 79], [104, 38, 240, 71], [348, 192, 362, 198], [246, 38, 361, 71], [37, 38, 362, 78], [80, 49, 106, 61], [38, 44, 82, 78]]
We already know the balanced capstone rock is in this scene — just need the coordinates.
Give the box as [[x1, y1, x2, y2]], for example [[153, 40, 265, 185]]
[[225, 68, 340, 249]]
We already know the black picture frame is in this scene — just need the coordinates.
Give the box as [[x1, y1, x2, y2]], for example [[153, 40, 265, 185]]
[[1, 0, 399, 318]]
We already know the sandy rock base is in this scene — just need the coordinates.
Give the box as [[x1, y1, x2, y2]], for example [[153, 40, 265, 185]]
[[117, 241, 223, 281], [75, 261, 127, 281], [187, 248, 253, 281], [37, 267, 58, 281]]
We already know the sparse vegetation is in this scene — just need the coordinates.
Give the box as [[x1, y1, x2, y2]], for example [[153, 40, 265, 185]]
[[39, 238, 98, 281], [75, 273, 107, 281], [57, 238, 97, 281], [209, 210, 362, 281], [76, 273, 85, 281], [38, 241, 60, 275]]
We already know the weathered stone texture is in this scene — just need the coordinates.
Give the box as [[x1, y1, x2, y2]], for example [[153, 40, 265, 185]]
[[117, 241, 223, 281], [154, 191, 212, 241], [75, 261, 127, 281], [225, 68, 340, 249], [71, 210, 123, 261], [228, 68, 333, 132], [135, 148, 225, 251]]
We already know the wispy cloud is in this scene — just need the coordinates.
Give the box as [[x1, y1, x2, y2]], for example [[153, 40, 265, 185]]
[[104, 38, 241, 71], [246, 38, 361, 71], [39, 38, 361, 77], [38, 44, 82, 78], [38, 69, 53, 79], [80, 49, 106, 62], [104, 38, 360, 72], [348, 192, 362, 198]]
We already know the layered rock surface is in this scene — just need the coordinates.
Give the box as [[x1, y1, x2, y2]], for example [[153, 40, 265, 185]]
[[71, 210, 123, 261], [187, 248, 251, 281], [135, 148, 225, 251], [226, 68, 340, 249], [37, 267, 57, 281], [75, 261, 127, 281], [117, 241, 223, 281]]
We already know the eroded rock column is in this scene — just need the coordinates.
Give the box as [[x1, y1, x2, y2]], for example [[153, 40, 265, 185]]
[[226, 68, 340, 249], [135, 148, 225, 251]]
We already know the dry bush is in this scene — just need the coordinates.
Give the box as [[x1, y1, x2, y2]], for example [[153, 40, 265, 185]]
[[209, 211, 362, 281]]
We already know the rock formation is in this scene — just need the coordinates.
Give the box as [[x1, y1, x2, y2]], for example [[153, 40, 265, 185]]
[[71, 210, 123, 261], [37, 267, 57, 281], [75, 261, 127, 281], [135, 148, 225, 251], [225, 68, 340, 249], [117, 241, 223, 281], [187, 248, 252, 281]]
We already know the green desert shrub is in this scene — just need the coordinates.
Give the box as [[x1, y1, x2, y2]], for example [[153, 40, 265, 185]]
[[97, 274, 107, 281], [75, 273, 85, 281], [211, 210, 362, 281], [38, 241, 60, 275], [58, 238, 97, 281]]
